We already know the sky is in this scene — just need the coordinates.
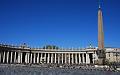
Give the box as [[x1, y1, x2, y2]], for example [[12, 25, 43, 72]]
[[0, 0, 120, 48]]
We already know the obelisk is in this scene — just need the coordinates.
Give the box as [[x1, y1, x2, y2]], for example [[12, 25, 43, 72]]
[[97, 3, 106, 65], [98, 5, 104, 50]]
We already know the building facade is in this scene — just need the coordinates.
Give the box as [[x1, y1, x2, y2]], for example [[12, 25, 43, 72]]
[[106, 48, 120, 63], [0, 44, 98, 65], [0, 44, 120, 65]]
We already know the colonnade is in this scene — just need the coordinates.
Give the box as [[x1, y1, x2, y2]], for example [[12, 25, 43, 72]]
[[0, 50, 95, 64]]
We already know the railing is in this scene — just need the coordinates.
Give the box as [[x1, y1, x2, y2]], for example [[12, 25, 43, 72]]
[[0, 43, 96, 51]]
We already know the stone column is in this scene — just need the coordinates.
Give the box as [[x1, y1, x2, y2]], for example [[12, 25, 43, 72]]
[[33, 53, 36, 63], [10, 52, 13, 63], [69, 53, 70, 64], [30, 53, 32, 63], [27, 53, 30, 63], [25, 53, 28, 63], [62, 53, 63, 64], [47, 53, 49, 63], [37, 53, 39, 63], [86, 53, 90, 64], [58, 54, 60, 64], [7, 51, 9, 63], [86, 53, 88, 64], [65, 53, 67, 64], [79, 53, 81, 64], [20, 52, 22, 63], [72, 53, 74, 64], [88, 53, 90, 64], [3, 51, 6, 63], [75, 53, 78, 64], [51, 53, 53, 63], [18, 52, 21, 63], [40, 53, 43, 63], [14, 52, 16, 63], [44, 53, 46, 63], [55, 53, 56, 63], [82, 54, 85, 63], [0, 52, 1, 63]]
